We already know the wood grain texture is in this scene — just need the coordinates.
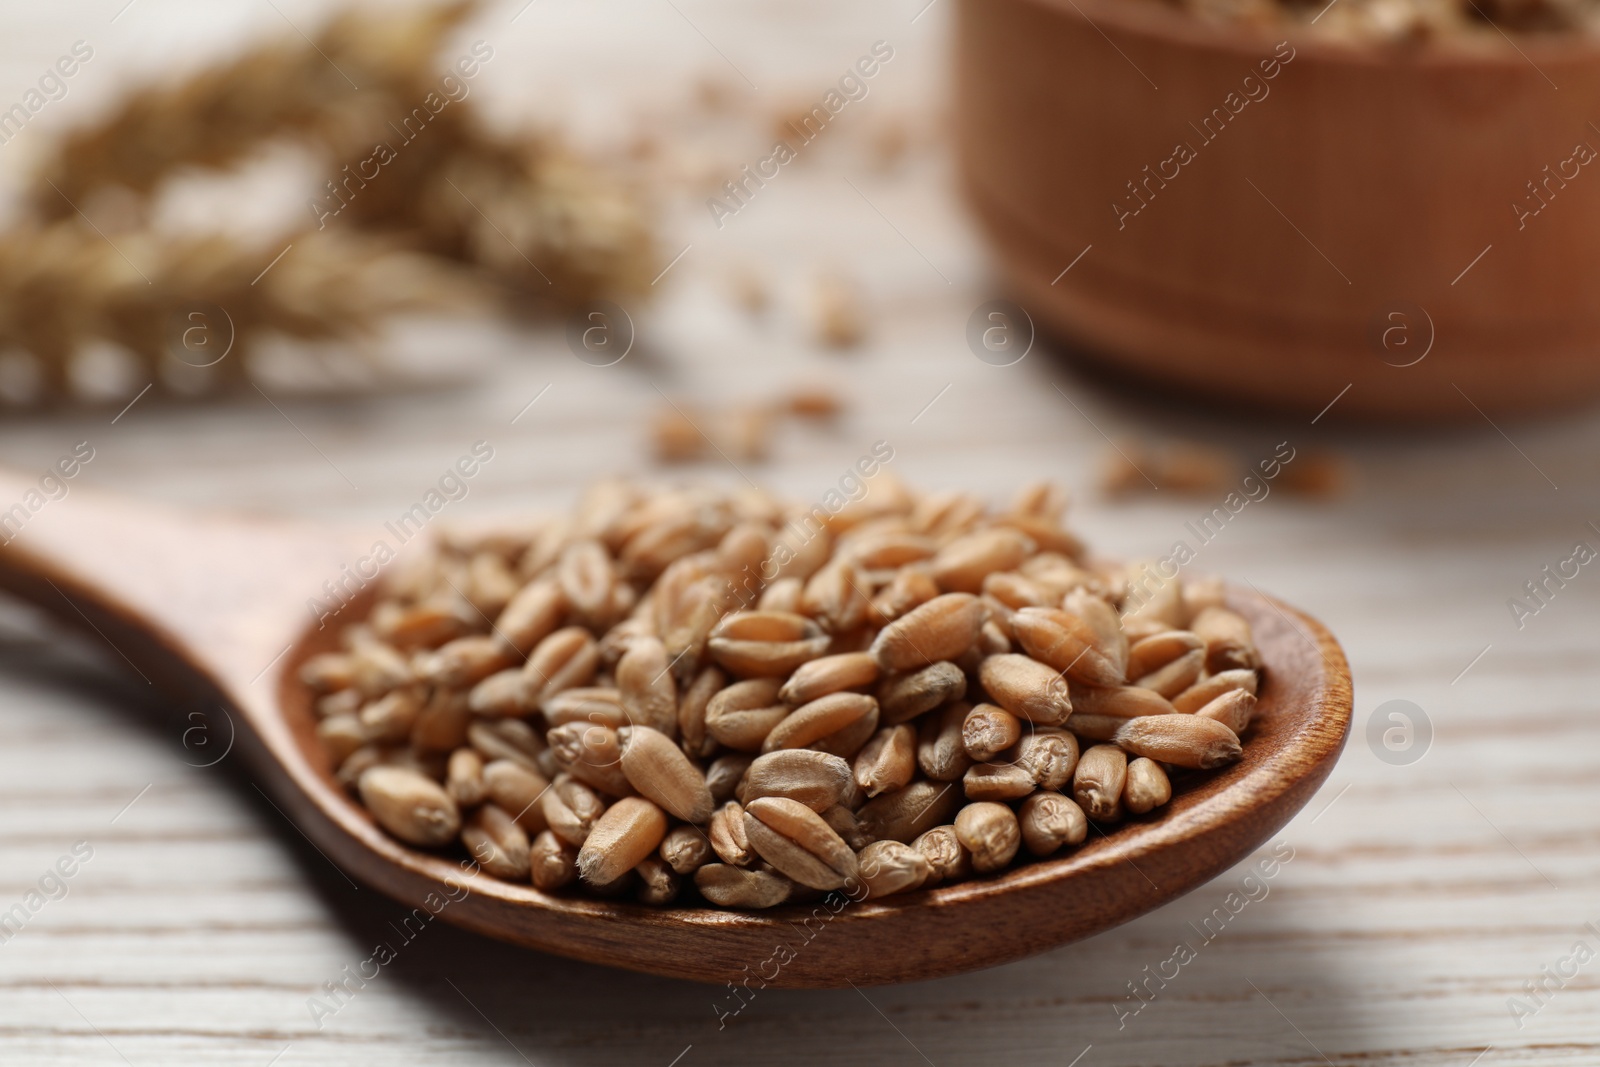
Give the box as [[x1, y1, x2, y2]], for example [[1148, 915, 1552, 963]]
[[0, 0, 1596, 1063]]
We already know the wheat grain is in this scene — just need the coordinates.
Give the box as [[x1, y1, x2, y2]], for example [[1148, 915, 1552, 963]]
[[481, 759, 549, 833], [467, 670, 524, 718], [316, 715, 366, 766], [619, 725, 713, 823], [704, 753, 752, 805], [1014, 728, 1079, 790], [1123, 758, 1173, 815], [954, 802, 1021, 873], [445, 748, 486, 809], [616, 636, 679, 735], [1115, 715, 1243, 769], [1073, 744, 1128, 822], [858, 840, 933, 898], [869, 566, 941, 625], [634, 856, 681, 905], [778, 652, 879, 705], [1196, 688, 1257, 734], [547, 722, 634, 797], [743, 796, 859, 890], [977, 655, 1073, 724], [857, 780, 960, 844], [743, 749, 855, 811], [659, 825, 714, 875], [1131, 648, 1205, 699], [358, 766, 460, 846], [1068, 683, 1177, 720], [916, 702, 975, 782], [1171, 667, 1258, 713], [802, 562, 871, 634], [931, 529, 1035, 593], [1018, 792, 1088, 856], [961, 703, 1023, 762], [709, 801, 754, 866], [1126, 630, 1205, 680], [708, 611, 832, 676], [1011, 607, 1123, 687], [813, 272, 865, 348], [462, 803, 532, 880], [694, 864, 792, 908], [577, 797, 668, 886], [677, 664, 726, 759], [467, 719, 544, 771], [704, 678, 789, 751], [520, 627, 599, 709], [869, 592, 985, 671], [1191, 606, 1261, 673], [540, 687, 629, 730], [853, 724, 916, 798], [962, 762, 1037, 802], [910, 825, 970, 885], [821, 803, 872, 851], [543, 776, 605, 847], [877, 660, 967, 725], [762, 692, 877, 753], [530, 830, 578, 891]]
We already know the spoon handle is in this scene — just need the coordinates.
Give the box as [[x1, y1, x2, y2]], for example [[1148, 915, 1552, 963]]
[[0, 470, 362, 700], [0, 470, 414, 922]]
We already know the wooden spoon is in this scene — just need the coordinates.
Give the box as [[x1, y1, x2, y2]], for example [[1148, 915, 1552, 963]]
[[0, 474, 1351, 987]]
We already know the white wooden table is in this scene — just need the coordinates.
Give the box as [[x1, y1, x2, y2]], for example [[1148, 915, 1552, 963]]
[[1, 1, 1597, 1063]]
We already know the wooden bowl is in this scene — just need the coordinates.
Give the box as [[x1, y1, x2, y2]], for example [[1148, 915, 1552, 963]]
[[955, 0, 1600, 419], [0, 473, 1353, 987]]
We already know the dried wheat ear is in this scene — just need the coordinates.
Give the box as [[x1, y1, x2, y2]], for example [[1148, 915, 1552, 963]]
[[32, 1, 655, 307], [9, 1, 655, 404], [304, 478, 1264, 909], [0, 226, 476, 405]]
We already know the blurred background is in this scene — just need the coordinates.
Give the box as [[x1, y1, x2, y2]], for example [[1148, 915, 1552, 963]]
[[0, 0, 1597, 1063]]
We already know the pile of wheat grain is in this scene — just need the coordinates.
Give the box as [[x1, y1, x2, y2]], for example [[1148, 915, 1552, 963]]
[[303, 479, 1261, 907]]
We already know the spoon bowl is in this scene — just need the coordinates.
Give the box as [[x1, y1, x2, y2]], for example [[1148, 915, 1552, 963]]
[[0, 474, 1351, 987]]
